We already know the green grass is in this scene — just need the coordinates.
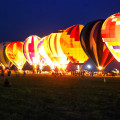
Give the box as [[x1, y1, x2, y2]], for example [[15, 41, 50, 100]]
[[0, 74, 120, 120]]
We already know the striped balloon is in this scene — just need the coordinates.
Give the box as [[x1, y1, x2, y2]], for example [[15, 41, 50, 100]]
[[60, 25, 88, 64], [0, 42, 12, 68], [5, 41, 26, 70], [80, 20, 114, 70], [37, 36, 54, 67], [23, 35, 41, 67], [43, 31, 68, 67]]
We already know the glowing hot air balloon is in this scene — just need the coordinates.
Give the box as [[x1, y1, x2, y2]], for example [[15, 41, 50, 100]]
[[43, 31, 68, 69], [37, 36, 54, 69], [60, 25, 88, 65], [0, 42, 12, 69], [80, 20, 114, 71], [23, 35, 41, 69], [5, 41, 26, 70], [101, 12, 120, 62]]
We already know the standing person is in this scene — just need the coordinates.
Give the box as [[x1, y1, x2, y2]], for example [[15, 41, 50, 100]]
[[1, 70, 4, 78], [33, 70, 34, 74], [82, 70, 85, 76], [92, 71, 94, 76], [8, 70, 11, 77], [54, 66, 58, 74], [23, 70, 26, 76]]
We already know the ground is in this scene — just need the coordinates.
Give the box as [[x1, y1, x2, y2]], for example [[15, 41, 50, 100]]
[[0, 73, 120, 120]]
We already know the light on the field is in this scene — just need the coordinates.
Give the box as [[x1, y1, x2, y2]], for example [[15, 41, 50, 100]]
[[98, 66, 102, 70], [87, 64, 91, 69], [115, 69, 119, 73], [77, 65, 79, 70]]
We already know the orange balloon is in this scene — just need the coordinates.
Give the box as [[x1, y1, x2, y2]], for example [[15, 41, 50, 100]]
[[5, 41, 26, 70]]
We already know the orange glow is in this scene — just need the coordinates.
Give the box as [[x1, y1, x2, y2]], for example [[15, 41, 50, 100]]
[[0, 63, 5, 70], [5, 41, 26, 70], [96, 66, 104, 71], [98, 66, 103, 70]]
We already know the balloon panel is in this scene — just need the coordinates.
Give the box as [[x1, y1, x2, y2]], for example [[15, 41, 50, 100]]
[[60, 25, 88, 63], [101, 12, 120, 62], [5, 41, 26, 69]]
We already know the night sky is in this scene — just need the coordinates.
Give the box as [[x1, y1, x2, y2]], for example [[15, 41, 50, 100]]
[[0, 0, 120, 71]]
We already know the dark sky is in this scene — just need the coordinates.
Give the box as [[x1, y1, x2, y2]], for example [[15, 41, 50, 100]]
[[0, 0, 120, 42], [0, 0, 120, 71]]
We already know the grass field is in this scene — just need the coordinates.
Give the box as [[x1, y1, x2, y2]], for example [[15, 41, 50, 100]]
[[0, 73, 120, 120]]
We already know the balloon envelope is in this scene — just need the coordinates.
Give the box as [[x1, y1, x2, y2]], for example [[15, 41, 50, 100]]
[[0, 42, 12, 68], [43, 31, 68, 68], [60, 25, 88, 64], [101, 12, 120, 62], [23, 35, 40, 67], [5, 41, 26, 70], [80, 20, 114, 70], [37, 36, 54, 68]]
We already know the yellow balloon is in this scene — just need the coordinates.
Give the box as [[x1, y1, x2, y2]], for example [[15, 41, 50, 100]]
[[43, 31, 68, 68], [60, 25, 88, 64]]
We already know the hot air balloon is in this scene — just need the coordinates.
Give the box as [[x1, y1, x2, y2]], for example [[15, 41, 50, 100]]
[[60, 25, 88, 65], [23, 35, 41, 69], [37, 36, 54, 69], [80, 20, 114, 71], [101, 12, 120, 62], [0, 42, 12, 69], [5, 41, 26, 70], [43, 31, 68, 69]]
